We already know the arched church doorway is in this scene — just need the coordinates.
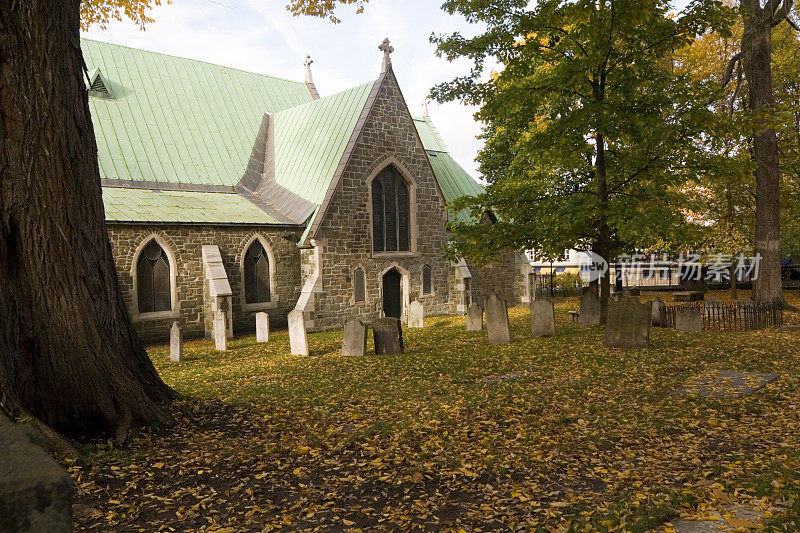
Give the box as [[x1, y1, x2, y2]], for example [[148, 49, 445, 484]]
[[382, 269, 402, 319]]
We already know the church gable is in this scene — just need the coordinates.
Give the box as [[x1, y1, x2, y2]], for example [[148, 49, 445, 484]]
[[307, 68, 446, 248]]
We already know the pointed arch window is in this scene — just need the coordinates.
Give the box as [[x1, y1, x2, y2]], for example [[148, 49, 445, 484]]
[[244, 240, 271, 304], [137, 240, 171, 313], [372, 166, 410, 252], [354, 268, 366, 302], [422, 265, 432, 295]]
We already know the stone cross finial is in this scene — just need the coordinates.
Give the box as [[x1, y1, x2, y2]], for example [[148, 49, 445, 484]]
[[421, 97, 430, 118], [379, 38, 394, 73], [304, 54, 314, 84]]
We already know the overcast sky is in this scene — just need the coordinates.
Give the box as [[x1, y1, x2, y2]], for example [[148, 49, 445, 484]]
[[82, 0, 486, 178]]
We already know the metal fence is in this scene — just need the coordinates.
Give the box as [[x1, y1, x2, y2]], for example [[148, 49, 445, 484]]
[[662, 300, 783, 331]]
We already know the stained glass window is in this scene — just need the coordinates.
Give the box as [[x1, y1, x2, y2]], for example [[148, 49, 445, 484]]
[[372, 166, 410, 252], [137, 240, 171, 313], [244, 240, 271, 304]]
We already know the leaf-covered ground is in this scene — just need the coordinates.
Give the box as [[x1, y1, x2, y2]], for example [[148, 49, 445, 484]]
[[69, 292, 800, 531]]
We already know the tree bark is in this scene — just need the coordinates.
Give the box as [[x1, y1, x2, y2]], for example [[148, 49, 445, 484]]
[[0, 0, 174, 443], [595, 131, 612, 325], [741, 0, 783, 305]]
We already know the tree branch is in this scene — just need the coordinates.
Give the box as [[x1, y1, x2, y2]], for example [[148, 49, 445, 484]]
[[722, 51, 742, 88]]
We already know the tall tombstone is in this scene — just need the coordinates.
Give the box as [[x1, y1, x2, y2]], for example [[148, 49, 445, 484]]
[[256, 312, 270, 343], [579, 290, 601, 326], [530, 299, 555, 337], [288, 310, 309, 356], [466, 302, 483, 332], [213, 311, 227, 351], [675, 307, 702, 332], [604, 296, 651, 348], [651, 297, 666, 327], [485, 293, 512, 344], [170, 321, 183, 362], [373, 317, 404, 355], [408, 301, 424, 328], [342, 319, 368, 357]]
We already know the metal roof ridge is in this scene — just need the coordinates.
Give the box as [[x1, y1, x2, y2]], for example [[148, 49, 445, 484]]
[[275, 80, 377, 114], [81, 38, 309, 88]]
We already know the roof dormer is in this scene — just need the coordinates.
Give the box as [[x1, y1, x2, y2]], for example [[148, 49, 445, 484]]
[[87, 67, 113, 99]]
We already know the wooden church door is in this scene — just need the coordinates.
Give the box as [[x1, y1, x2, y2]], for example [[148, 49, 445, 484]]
[[382, 269, 402, 319]]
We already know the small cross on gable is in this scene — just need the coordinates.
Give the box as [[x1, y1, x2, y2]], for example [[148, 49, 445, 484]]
[[379, 38, 394, 73]]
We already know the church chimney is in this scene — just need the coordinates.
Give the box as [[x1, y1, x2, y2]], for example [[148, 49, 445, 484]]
[[304, 54, 320, 100]]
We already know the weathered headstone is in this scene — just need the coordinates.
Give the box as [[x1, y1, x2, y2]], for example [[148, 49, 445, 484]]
[[485, 294, 511, 344], [0, 415, 73, 533], [604, 296, 651, 348], [342, 319, 368, 357], [373, 317, 404, 355], [213, 311, 227, 351], [677, 370, 779, 398], [169, 321, 183, 362], [675, 307, 702, 332], [579, 291, 601, 326], [408, 301, 424, 328], [256, 312, 270, 343], [529, 299, 555, 337], [288, 310, 309, 356], [466, 302, 483, 331], [651, 297, 666, 327]]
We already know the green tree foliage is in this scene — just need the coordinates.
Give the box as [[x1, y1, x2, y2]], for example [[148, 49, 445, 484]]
[[431, 0, 734, 315], [678, 5, 800, 260]]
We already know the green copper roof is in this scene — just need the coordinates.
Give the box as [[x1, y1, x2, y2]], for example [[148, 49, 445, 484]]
[[413, 117, 449, 153], [82, 39, 314, 187], [413, 117, 483, 204], [426, 151, 484, 204], [102, 187, 281, 224], [273, 81, 375, 204]]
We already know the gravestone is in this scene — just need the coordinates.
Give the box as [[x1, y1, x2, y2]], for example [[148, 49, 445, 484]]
[[675, 307, 702, 332], [288, 310, 309, 356], [651, 297, 666, 327], [579, 290, 601, 326], [677, 370, 779, 398], [342, 319, 368, 357], [0, 415, 73, 533], [408, 301, 424, 328], [485, 294, 511, 344], [373, 317, 404, 355], [169, 322, 183, 362], [213, 311, 227, 351], [604, 296, 651, 348], [256, 312, 269, 343], [529, 299, 555, 337], [466, 302, 483, 331]]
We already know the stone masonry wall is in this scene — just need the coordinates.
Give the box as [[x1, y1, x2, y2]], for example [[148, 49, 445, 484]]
[[309, 69, 520, 331], [107, 224, 302, 344]]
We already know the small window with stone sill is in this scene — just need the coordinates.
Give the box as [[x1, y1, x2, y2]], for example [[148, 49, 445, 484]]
[[422, 265, 432, 295]]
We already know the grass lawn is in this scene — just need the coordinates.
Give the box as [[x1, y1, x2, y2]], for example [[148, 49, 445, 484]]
[[69, 292, 800, 531]]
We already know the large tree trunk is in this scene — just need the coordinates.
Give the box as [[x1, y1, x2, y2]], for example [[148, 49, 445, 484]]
[[0, 0, 174, 445], [741, 0, 783, 305]]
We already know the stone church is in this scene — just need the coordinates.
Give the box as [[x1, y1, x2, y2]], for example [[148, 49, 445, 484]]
[[82, 38, 532, 344]]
